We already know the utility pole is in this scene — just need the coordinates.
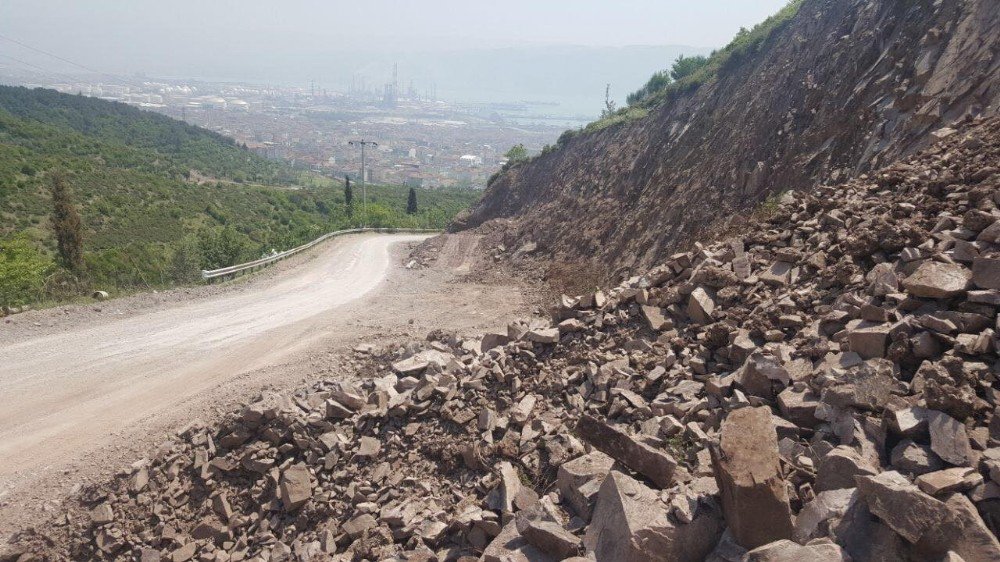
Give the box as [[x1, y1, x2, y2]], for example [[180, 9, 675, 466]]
[[349, 139, 377, 226]]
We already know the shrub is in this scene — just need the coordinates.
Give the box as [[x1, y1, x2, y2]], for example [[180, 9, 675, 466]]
[[670, 54, 709, 81], [0, 236, 52, 306]]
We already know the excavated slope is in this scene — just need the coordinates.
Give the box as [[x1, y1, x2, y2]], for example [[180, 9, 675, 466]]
[[461, 0, 1000, 280]]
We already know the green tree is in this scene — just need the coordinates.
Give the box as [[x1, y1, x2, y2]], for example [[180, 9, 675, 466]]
[[505, 144, 528, 163], [670, 54, 709, 81], [197, 226, 255, 270], [406, 187, 418, 215], [50, 172, 85, 273], [344, 175, 354, 216]]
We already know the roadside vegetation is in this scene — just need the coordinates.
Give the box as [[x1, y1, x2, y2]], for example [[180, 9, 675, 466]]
[[493, 0, 806, 181], [0, 86, 478, 308]]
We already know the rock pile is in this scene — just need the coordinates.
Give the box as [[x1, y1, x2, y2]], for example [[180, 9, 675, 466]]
[[5, 118, 1000, 561]]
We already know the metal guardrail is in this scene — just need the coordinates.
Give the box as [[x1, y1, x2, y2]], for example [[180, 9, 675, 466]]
[[201, 227, 440, 281]]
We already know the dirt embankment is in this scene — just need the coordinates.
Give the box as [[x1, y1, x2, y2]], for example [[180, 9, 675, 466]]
[[461, 0, 1000, 281]]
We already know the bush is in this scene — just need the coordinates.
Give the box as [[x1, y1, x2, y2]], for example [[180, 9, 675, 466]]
[[169, 234, 203, 282], [0, 236, 52, 307], [670, 54, 709, 81], [626, 0, 805, 108], [197, 226, 257, 270]]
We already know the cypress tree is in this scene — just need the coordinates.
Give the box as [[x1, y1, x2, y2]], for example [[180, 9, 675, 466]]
[[344, 175, 353, 216], [406, 187, 418, 215], [50, 172, 85, 273]]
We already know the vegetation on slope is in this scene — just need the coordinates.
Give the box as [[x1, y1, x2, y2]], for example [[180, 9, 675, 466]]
[[490, 0, 807, 176], [0, 87, 478, 307], [626, 0, 805, 107]]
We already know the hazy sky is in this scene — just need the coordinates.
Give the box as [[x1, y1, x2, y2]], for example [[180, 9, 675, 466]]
[[0, 0, 790, 111], [1, 1, 788, 63]]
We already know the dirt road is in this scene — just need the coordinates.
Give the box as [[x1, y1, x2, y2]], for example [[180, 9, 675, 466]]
[[0, 232, 533, 531]]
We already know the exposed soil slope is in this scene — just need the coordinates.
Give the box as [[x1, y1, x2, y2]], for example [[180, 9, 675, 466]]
[[461, 0, 1000, 280]]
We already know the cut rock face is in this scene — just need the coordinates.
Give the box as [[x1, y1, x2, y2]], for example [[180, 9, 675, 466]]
[[710, 406, 794, 549]]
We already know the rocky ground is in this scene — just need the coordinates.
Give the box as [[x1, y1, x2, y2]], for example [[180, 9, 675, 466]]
[[3, 116, 1000, 561]]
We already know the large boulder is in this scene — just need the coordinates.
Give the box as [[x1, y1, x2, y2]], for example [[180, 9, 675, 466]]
[[709, 406, 794, 549], [855, 471, 1000, 562], [584, 471, 722, 562], [557, 451, 615, 521], [278, 463, 313, 511], [901, 261, 972, 298], [576, 415, 677, 488]]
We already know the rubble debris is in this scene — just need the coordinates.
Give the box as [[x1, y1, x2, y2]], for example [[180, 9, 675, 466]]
[[9, 117, 1000, 562]]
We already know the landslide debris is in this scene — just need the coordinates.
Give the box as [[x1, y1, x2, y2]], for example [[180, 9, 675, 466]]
[[5, 117, 1000, 561]]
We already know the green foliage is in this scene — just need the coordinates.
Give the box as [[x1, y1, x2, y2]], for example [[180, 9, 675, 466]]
[[626, 0, 805, 107], [626, 70, 672, 106], [0, 86, 296, 184], [583, 106, 650, 135], [504, 144, 529, 163], [0, 235, 52, 307], [50, 172, 85, 272], [670, 54, 709, 81], [168, 234, 203, 283], [0, 86, 480, 305], [344, 176, 354, 216]]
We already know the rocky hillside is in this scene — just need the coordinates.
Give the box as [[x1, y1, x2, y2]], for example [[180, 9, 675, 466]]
[[459, 0, 1000, 281], [5, 109, 999, 560]]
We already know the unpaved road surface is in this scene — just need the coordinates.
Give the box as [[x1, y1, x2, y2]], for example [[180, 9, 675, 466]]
[[0, 232, 534, 534]]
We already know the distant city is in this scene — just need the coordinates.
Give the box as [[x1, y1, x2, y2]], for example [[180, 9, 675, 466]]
[[1, 65, 593, 190]]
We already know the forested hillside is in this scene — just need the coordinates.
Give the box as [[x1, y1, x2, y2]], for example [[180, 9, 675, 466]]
[[0, 86, 476, 307]]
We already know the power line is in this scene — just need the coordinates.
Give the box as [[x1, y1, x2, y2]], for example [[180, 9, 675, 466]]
[[0, 32, 111, 78], [0, 52, 78, 81]]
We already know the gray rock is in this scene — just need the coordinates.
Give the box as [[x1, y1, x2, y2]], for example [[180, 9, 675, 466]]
[[891, 439, 945, 475], [743, 539, 850, 561], [688, 287, 716, 324], [972, 257, 1000, 290], [279, 463, 313, 511], [928, 411, 973, 466], [816, 446, 878, 492], [902, 261, 972, 299]]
